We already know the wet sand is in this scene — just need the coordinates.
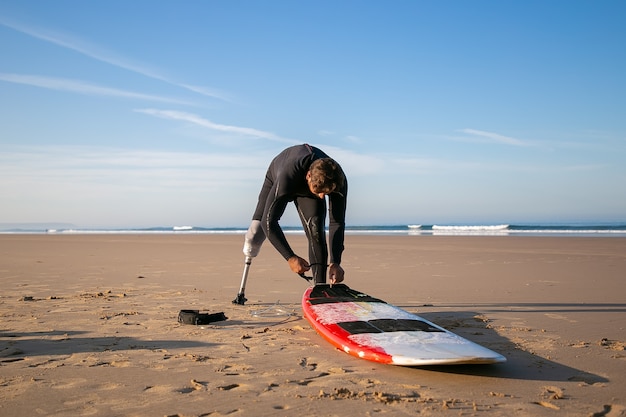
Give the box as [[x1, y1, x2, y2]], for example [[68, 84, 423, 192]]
[[1, 234, 625, 416]]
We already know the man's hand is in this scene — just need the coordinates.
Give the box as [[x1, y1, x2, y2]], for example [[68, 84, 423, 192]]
[[288, 255, 310, 274], [328, 263, 345, 284]]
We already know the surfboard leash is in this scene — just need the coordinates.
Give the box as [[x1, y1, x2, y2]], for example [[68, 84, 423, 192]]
[[298, 262, 329, 284]]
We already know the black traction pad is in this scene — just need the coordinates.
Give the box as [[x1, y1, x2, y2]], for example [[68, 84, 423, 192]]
[[307, 284, 385, 304], [337, 319, 444, 334]]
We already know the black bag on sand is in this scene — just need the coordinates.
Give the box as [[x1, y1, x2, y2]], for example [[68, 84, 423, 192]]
[[178, 310, 227, 325]]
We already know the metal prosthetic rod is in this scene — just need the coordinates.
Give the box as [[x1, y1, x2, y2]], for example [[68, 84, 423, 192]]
[[233, 220, 265, 305], [232, 256, 252, 305]]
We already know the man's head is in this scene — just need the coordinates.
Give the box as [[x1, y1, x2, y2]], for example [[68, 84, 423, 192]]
[[306, 158, 344, 199]]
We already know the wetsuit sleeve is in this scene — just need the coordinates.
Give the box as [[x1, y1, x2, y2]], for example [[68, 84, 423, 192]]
[[328, 181, 347, 264], [262, 185, 296, 261]]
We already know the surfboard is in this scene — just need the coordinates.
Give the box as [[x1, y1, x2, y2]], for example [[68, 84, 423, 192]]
[[302, 284, 506, 366]]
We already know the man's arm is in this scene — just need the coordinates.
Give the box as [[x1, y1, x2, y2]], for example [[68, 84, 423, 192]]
[[262, 193, 296, 261]]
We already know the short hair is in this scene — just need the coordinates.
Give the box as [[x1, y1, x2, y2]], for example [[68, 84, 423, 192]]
[[308, 158, 344, 194]]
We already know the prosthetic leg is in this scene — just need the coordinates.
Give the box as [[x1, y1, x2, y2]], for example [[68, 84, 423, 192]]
[[232, 256, 252, 305], [232, 220, 265, 305]]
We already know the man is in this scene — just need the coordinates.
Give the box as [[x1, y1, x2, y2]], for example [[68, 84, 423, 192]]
[[243, 144, 347, 284]]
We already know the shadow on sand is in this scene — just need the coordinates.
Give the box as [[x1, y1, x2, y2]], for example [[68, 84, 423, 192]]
[[0, 329, 216, 360], [398, 307, 610, 383]]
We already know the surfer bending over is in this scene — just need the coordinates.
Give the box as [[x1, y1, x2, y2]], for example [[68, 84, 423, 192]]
[[243, 144, 348, 285]]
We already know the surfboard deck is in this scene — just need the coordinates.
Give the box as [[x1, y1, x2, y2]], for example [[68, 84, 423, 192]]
[[302, 284, 506, 366]]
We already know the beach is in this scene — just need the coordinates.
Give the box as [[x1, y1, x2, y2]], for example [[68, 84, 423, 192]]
[[1, 234, 625, 417]]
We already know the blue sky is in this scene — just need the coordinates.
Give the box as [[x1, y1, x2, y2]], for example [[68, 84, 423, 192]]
[[1, 1, 625, 228]]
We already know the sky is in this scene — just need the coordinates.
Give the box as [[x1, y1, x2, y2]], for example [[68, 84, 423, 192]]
[[1, 1, 625, 228]]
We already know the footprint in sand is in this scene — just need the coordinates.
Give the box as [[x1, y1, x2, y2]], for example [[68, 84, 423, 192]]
[[298, 357, 317, 371], [143, 385, 175, 394], [50, 378, 88, 389], [93, 382, 122, 391], [110, 360, 131, 368], [545, 313, 577, 323], [217, 383, 240, 391], [176, 379, 209, 393]]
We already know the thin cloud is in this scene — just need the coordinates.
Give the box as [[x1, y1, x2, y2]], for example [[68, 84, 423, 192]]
[[180, 83, 235, 103], [0, 145, 268, 226], [345, 135, 362, 144], [311, 144, 385, 176], [459, 129, 530, 146], [394, 156, 484, 173], [0, 145, 268, 186], [135, 108, 296, 144], [0, 17, 230, 102], [0, 73, 192, 104]]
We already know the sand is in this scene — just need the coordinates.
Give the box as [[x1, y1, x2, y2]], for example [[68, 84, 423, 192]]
[[1, 234, 625, 417]]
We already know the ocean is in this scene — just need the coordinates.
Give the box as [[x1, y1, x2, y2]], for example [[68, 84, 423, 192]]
[[3, 223, 626, 237]]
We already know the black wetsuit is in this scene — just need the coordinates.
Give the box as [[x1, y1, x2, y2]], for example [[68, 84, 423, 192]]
[[251, 144, 347, 283]]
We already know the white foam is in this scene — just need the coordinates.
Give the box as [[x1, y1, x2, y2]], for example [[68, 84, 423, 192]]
[[432, 224, 510, 231]]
